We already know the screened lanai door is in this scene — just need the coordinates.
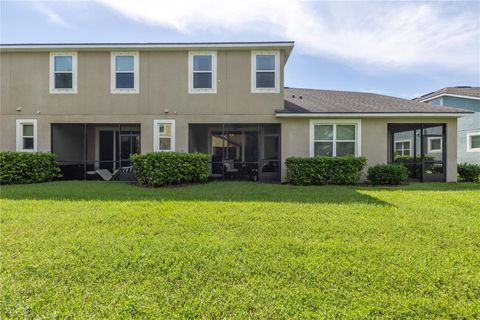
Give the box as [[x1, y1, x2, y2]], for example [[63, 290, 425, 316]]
[[189, 124, 281, 181], [389, 123, 446, 182]]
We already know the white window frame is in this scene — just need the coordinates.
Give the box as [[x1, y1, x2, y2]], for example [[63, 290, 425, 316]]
[[251, 50, 280, 93], [16, 119, 37, 152], [394, 139, 412, 156], [153, 120, 175, 152], [49, 52, 77, 94], [188, 51, 217, 94], [427, 137, 443, 153], [111, 52, 139, 94], [467, 132, 480, 152], [309, 119, 361, 157]]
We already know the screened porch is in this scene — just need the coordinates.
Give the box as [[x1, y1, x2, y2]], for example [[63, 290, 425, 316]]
[[51, 123, 141, 181], [189, 124, 281, 182]]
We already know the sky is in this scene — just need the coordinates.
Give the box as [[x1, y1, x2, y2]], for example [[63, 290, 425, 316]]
[[1, 0, 479, 99]]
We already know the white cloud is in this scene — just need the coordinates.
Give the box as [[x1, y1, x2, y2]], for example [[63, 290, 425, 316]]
[[34, 2, 72, 28], [99, 0, 478, 72]]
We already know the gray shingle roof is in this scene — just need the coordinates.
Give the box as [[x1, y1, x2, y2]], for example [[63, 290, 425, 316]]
[[280, 87, 471, 114], [413, 86, 480, 101]]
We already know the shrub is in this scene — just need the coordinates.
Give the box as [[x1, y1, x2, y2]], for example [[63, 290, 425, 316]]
[[286, 156, 367, 185], [0, 152, 61, 185], [131, 152, 210, 187], [457, 163, 480, 182], [367, 164, 409, 185]]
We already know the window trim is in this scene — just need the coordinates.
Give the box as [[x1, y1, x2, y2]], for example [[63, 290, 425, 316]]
[[467, 132, 480, 152], [153, 120, 175, 152], [251, 50, 280, 93], [188, 51, 217, 94], [394, 139, 412, 156], [111, 52, 139, 94], [16, 119, 37, 152], [427, 136, 443, 153], [309, 119, 361, 157], [49, 52, 77, 94]]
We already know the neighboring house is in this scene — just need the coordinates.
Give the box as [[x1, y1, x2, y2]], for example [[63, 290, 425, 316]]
[[0, 42, 472, 182], [414, 87, 480, 164]]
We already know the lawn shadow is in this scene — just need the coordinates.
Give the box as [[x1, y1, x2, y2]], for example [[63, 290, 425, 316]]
[[356, 182, 480, 192], [0, 181, 392, 206]]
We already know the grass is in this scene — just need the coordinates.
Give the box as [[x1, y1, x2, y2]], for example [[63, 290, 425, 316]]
[[1, 181, 479, 319]]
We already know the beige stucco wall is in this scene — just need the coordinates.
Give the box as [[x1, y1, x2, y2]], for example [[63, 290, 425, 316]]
[[280, 117, 458, 182], [0, 114, 458, 182], [0, 50, 285, 117]]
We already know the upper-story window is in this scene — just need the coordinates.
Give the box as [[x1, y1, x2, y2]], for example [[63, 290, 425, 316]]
[[16, 119, 37, 152], [49, 52, 77, 94], [188, 51, 217, 94], [111, 52, 139, 94], [251, 51, 280, 93]]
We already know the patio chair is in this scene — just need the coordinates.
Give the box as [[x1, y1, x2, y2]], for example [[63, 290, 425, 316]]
[[223, 160, 239, 178], [96, 168, 119, 181]]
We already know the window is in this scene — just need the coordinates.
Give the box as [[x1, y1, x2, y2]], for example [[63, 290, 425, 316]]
[[111, 52, 139, 93], [188, 51, 216, 93], [49, 52, 77, 93], [310, 120, 361, 157], [467, 132, 480, 152], [427, 137, 442, 153], [154, 120, 175, 152], [16, 119, 37, 152], [251, 51, 279, 93], [394, 140, 412, 156]]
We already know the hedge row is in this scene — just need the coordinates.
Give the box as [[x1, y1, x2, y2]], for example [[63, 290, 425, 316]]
[[0, 152, 61, 185], [458, 163, 480, 182], [131, 152, 209, 187], [367, 164, 409, 185], [286, 156, 367, 185]]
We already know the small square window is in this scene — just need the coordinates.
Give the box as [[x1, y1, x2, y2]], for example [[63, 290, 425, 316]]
[[467, 133, 480, 152], [471, 136, 480, 149], [427, 137, 442, 153]]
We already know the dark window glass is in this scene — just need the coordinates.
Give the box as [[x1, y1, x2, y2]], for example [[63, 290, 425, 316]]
[[430, 138, 441, 150], [314, 142, 333, 157], [23, 137, 34, 150], [116, 73, 134, 88], [193, 72, 212, 89], [193, 55, 212, 71], [55, 73, 73, 88], [54, 56, 72, 72], [256, 55, 275, 70], [256, 72, 275, 88], [336, 142, 355, 156], [472, 135, 480, 149]]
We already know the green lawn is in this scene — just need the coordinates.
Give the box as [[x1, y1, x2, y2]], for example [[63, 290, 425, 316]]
[[1, 181, 479, 319]]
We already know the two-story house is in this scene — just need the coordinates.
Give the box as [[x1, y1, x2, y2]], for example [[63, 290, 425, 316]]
[[415, 87, 480, 164], [0, 42, 472, 182]]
